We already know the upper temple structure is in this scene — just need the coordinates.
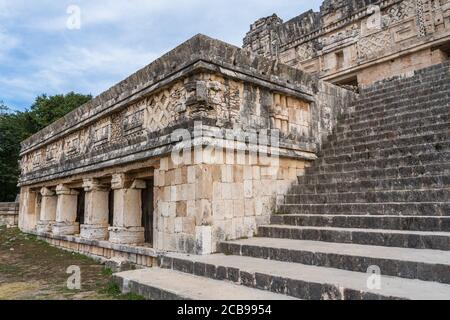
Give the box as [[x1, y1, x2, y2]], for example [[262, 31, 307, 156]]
[[15, 0, 450, 300], [243, 0, 450, 85]]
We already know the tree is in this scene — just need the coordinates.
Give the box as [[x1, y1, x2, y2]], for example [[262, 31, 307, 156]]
[[0, 93, 92, 202]]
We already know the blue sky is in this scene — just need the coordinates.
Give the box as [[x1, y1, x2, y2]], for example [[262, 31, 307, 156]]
[[0, 0, 322, 111]]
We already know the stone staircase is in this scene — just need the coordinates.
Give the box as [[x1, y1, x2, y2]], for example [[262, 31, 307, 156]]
[[114, 61, 450, 300]]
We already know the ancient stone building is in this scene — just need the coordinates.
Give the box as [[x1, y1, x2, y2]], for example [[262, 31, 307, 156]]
[[16, 0, 450, 300], [17, 35, 354, 261], [244, 0, 450, 85]]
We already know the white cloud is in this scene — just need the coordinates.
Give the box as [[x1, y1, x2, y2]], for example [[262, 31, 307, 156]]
[[0, 0, 323, 110], [0, 28, 18, 59]]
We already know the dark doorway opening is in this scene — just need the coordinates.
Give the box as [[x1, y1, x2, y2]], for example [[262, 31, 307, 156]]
[[108, 190, 114, 227], [76, 189, 85, 225], [334, 75, 359, 92], [141, 178, 154, 245]]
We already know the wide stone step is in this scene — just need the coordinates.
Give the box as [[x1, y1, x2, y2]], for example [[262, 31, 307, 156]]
[[218, 238, 450, 284], [298, 162, 450, 185], [356, 82, 450, 111], [338, 105, 450, 132], [258, 225, 450, 250], [158, 253, 450, 300], [113, 268, 295, 300], [335, 114, 450, 141], [359, 69, 450, 98], [284, 189, 450, 204], [270, 214, 450, 232], [349, 91, 450, 120], [344, 95, 450, 126], [291, 175, 450, 194], [321, 132, 450, 159], [332, 120, 450, 149], [308, 153, 450, 176], [278, 202, 450, 216], [356, 68, 450, 106]]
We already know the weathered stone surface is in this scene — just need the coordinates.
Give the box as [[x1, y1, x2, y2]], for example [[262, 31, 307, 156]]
[[244, 0, 450, 85], [0, 202, 19, 227]]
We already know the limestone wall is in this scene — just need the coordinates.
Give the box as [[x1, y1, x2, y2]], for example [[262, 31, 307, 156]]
[[153, 152, 309, 253], [0, 203, 19, 226], [244, 0, 450, 85]]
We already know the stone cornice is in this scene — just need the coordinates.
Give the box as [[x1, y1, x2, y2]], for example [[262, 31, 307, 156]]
[[18, 121, 317, 187]]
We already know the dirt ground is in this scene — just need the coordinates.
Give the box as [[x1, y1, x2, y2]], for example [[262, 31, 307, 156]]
[[0, 226, 143, 300]]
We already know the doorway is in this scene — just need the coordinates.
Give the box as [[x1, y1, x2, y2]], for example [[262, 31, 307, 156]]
[[141, 178, 154, 245], [108, 190, 114, 227], [76, 189, 85, 225]]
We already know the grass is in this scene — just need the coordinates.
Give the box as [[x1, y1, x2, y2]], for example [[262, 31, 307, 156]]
[[0, 226, 145, 300], [99, 282, 145, 301]]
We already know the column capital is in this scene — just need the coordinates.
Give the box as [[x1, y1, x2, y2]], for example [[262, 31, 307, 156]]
[[40, 187, 55, 197], [82, 178, 108, 192], [111, 173, 128, 190], [56, 184, 79, 196]]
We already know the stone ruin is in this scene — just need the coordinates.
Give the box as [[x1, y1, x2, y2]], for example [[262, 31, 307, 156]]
[[15, 0, 450, 300]]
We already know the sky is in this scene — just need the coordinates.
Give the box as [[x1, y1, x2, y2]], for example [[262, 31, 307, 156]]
[[0, 0, 322, 111]]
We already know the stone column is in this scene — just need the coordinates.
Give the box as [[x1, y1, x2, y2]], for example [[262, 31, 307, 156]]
[[108, 174, 145, 245], [52, 184, 80, 236], [80, 179, 109, 240], [36, 187, 57, 233]]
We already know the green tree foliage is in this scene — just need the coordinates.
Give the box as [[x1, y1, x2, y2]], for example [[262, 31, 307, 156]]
[[0, 93, 92, 201]]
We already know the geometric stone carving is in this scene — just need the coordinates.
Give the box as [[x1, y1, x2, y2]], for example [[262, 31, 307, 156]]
[[147, 90, 177, 133], [357, 31, 393, 60]]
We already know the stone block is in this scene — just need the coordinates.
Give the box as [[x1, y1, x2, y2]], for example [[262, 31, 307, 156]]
[[187, 166, 196, 184], [80, 224, 109, 240], [243, 166, 253, 180], [213, 182, 222, 200], [244, 199, 255, 217], [52, 222, 80, 236], [244, 180, 253, 198], [154, 170, 165, 187], [195, 199, 212, 226], [233, 200, 245, 218], [182, 217, 196, 234], [221, 165, 234, 183], [174, 217, 183, 233], [176, 201, 187, 217], [231, 183, 244, 200], [186, 200, 196, 217], [195, 226, 212, 255], [234, 166, 244, 182], [252, 166, 261, 180]]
